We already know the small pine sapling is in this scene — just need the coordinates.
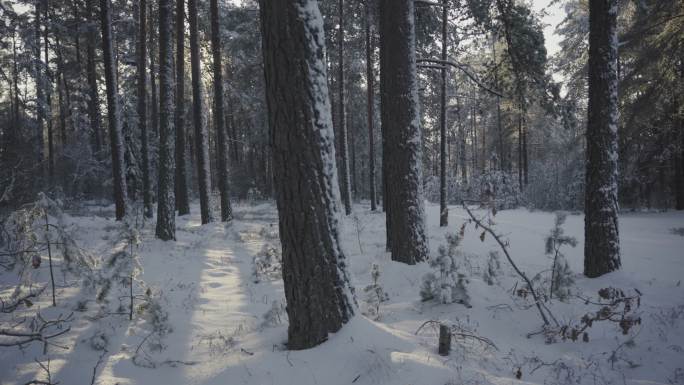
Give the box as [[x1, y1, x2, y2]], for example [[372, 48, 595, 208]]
[[483, 251, 503, 286], [252, 243, 282, 283], [420, 234, 470, 307], [545, 212, 577, 300], [362, 263, 389, 320]]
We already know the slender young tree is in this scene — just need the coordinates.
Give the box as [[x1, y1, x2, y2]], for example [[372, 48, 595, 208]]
[[188, 0, 212, 224], [210, 0, 233, 222], [259, 0, 355, 350], [34, 1, 45, 170], [174, 0, 190, 215], [138, 0, 153, 218], [337, 0, 352, 215], [584, 0, 621, 278], [100, 0, 128, 220], [379, 0, 429, 264], [365, 0, 376, 212], [156, 0, 175, 240], [85, 0, 102, 156], [439, 0, 448, 227]]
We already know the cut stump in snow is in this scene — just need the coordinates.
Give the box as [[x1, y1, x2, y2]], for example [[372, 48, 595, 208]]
[[438, 324, 450, 356]]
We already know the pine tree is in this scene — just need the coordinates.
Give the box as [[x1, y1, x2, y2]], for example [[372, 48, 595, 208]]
[[365, 0, 376, 212], [174, 0, 190, 216], [137, 0, 153, 219], [210, 0, 233, 222], [188, 0, 212, 224], [155, 0, 175, 240], [259, 0, 355, 350], [439, 0, 448, 227], [99, 0, 128, 220], [584, 0, 620, 278], [337, 0, 352, 216], [85, 0, 102, 156], [379, 0, 429, 264]]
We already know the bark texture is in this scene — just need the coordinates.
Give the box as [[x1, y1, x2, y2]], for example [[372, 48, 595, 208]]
[[337, 0, 352, 215], [156, 0, 176, 240], [211, 0, 233, 222], [138, 0, 153, 218], [259, 0, 355, 350], [365, 1, 376, 212], [174, 0, 190, 216], [189, 0, 212, 224], [439, 0, 448, 227], [99, 0, 128, 220], [584, 0, 621, 278], [379, 0, 429, 264]]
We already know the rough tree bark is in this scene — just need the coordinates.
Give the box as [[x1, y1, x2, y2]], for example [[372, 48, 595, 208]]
[[337, 0, 352, 215], [100, 0, 128, 220], [210, 0, 233, 222], [584, 0, 621, 278], [174, 0, 190, 216], [379, 0, 429, 264], [439, 0, 448, 227], [155, 0, 175, 240], [138, 0, 153, 218], [259, 0, 355, 350], [365, 0, 376, 212], [188, 0, 212, 224]]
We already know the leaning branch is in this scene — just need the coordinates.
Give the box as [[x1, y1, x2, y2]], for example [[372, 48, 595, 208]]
[[462, 203, 557, 326], [417, 58, 505, 97]]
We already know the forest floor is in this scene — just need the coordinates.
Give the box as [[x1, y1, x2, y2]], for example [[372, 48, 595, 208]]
[[1, 201, 683, 385]]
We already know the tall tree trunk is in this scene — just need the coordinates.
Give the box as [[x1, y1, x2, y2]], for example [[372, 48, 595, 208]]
[[259, 0, 355, 350], [379, 0, 429, 264], [44, 0, 54, 180], [458, 102, 467, 185], [439, 0, 448, 226], [156, 0, 175, 240], [35, 2, 45, 169], [175, 0, 190, 215], [675, 58, 684, 210], [149, 0, 159, 139], [518, 105, 523, 189], [584, 0, 620, 278], [86, 0, 102, 157], [188, 0, 213, 224], [138, 0, 153, 218], [100, 0, 128, 220], [365, 0, 376, 211], [337, 0, 352, 215], [211, 0, 233, 222]]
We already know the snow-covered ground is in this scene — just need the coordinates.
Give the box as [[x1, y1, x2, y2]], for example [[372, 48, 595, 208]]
[[2, 201, 683, 385]]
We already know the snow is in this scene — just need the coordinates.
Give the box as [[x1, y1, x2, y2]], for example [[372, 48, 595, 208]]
[[2, 201, 684, 385]]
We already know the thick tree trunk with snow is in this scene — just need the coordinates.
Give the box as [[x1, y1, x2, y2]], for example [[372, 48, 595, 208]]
[[337, 0, 352, 216], [34, 2, 45, 171], [365, 1, 376, 212], [189, 0, 212, 224], [379, 0, 429, 264], [99, 0, 128, 220], [259, 0, 355, 350], [155, 0, 175, 241], [138, 0, 153, 219], [584, 0, 621, 278], [86, 0, 102, 156], [211, 0, 233, 222], [439, 0, 448, 227], [675, 59, 684, 211], [174, 0, 190, 216]]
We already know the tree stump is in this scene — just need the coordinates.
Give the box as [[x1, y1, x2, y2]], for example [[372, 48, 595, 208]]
[[438, 324, 451, 356]]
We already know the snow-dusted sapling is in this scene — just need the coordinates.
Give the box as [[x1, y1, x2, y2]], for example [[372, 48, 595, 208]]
[[362, 263, 389, 320], [545, 212, 577, 301], [420, 233, 470, 306]]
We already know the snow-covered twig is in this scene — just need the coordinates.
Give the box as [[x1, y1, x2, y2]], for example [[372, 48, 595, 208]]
[[461, 203, 558, 327]]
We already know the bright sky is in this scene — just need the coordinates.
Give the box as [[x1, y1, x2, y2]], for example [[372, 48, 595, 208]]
[[530, 0, 566, 58]]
